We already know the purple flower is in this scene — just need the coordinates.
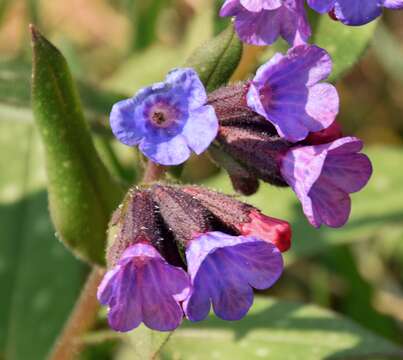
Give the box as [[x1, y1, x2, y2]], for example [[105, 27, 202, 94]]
[[247, 45, 339, 142], [97, 243, 190, 332], [110, 68, 218, 165], [280, 137, 372, 228], [220, 0, 311, 46], [308, 0, 403, 26], [183, 232, 283, 322]]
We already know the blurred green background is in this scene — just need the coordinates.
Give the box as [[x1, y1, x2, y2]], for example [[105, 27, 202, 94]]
[[1, 0, 403, 359]]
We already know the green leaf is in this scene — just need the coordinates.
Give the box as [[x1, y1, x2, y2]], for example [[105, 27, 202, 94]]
[[203, 147, 403, 261], [312, 17, 378, 82], [0, 119, 86, 360], [213, 0, 230, 35], [185, 24, 243, 92], [117, 326, 172, 360], [31, 26, 124, 265], [163, 297, 403, 360]]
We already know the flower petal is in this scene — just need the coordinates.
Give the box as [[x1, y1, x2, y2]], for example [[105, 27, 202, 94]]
[[165, 68, 208, 110], [307, 0, 335, 13], [280, 137, 372, 228], [139, 135, 191, 166], [220, 0, 241, 16], [334, 0, 381, 25], [110, 98, 144, 146], [182, 106, 218, 155]]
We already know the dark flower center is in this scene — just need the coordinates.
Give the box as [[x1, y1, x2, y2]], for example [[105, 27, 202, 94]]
[[152, 111, 166, 125]]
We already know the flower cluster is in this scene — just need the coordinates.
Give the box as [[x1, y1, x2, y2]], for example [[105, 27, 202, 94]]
[[208, 44, 371, 228], [220, 0, 403, 46], [98, 185, 290, 331], [104, 0, 380, 333]]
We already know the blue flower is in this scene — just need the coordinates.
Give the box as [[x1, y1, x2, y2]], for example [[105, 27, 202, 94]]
[[308, 0, 403, 25], [183, 232, 283, 322], [110, 68, 218, 165]]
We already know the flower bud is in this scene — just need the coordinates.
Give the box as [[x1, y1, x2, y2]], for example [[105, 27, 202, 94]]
[[208, 144, 259, 196], [150, 184, 214, 246], [180, 185, 291, 252], [207, 83, 291, 192], [107, 188, 183, 268], [216, 124, 290, 187]]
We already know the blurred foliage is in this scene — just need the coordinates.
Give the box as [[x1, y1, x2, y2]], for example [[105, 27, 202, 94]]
[[0, 0, 403, 359], [0, 119, 87, 360], [162, 297, 403, 360]]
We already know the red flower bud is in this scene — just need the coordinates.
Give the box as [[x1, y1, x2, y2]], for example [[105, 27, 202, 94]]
[[237, 210, 291, 252], [305, 121, 343, 145]]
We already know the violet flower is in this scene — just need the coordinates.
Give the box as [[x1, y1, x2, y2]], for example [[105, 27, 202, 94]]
[[247, 44, 339, 142], [308, 0, 403, 26], [220, 0, 311, 46], [97, 243, 190, 332], [98, 189, 190, 332], [183, 232, 283, 321], [280, 137, 373, 228], [151, 185, 285, 322], [110, 68, 218, 165]]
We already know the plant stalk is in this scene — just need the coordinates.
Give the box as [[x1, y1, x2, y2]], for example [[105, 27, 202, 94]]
[[47, 268, 105, 360]]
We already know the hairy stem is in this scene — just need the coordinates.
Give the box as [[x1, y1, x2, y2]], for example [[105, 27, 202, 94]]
[[142, 161, 166, 183], [47, 268, 105, 360]]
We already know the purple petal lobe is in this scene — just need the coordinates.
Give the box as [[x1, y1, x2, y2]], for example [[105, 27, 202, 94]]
[[165, 68, 207, 110], [240, 0, 282, 12], [280, 137, 373, 228], [139, 135, 191, 166], [182, 106, 219, 154], [220, 0, 241, 16], [333, 0, 381, 26], [184, 232, 283, 322], [97, 243, 190, 332], [383, 0, 403, 9], [307, 0, 335, 13]]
